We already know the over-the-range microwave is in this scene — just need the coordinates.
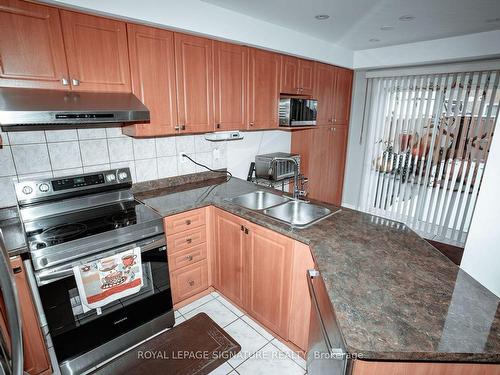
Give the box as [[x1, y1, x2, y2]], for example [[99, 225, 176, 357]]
[[279, 98, 318, 127]]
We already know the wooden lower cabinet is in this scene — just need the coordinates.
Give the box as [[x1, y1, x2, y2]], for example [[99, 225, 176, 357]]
[[170, 259, 209, 304], [245, 222, 293, 338], [0, 257, 51, 375], [164, 208, 210, 305], [213, 208, 246, 307], [212, 208, 308, 345]]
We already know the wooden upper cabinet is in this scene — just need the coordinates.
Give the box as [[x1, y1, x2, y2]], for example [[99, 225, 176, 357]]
[[213, 209, 246, 307], [333, 67, 353, 125], [281, 56, 315, 96], [0, 0, 69, 89], [123, 24, 178, 137], [280, 55, 299, 94], [298, 59, 315, 96], [174, 33, 214, 133], [213, 41, 248, 131], [314, 62, 335, 125], [308, 126, 348, 205], [245, 223, 293, 338], [248, 48, 280, 130], [60, 11, 131, 92]]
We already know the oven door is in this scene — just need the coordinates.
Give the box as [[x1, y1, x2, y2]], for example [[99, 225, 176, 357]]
[[35, 235, 174, 374]]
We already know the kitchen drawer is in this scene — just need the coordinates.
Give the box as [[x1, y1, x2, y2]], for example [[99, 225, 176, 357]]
[[170, 260, 208, 303], [167, 226, 207, 253], [168, 243, 207, 271], [164, 208, 206, 235]]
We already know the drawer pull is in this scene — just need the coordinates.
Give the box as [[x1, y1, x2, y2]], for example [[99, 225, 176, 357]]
[[186, 238, 192, 244], [186, 255, 193, 261], [188, 280, 194, 286], [185, 219, 192, 225]]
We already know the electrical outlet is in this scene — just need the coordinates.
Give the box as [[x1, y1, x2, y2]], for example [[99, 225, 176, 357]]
[[213, 148, 220, 160]]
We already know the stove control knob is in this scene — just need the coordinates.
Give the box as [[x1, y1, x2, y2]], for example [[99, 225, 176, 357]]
[[118, 172, 128, 180], [22, 185, 33, 195], [106, 174, 116, 182], [39, 183, 49, 192]]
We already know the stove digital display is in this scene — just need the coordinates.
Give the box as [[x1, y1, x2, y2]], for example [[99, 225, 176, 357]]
[[52, 174, 105, 191]]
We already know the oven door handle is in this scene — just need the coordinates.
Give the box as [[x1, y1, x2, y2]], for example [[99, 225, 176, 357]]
[[36, 235, 166, 285]]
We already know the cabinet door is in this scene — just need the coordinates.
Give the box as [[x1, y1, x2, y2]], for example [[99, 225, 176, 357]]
[[245, 223, 293, 338], [298, 59, 315, 96], [314, 62, 335, 125], [333, 67, 353, 125], [280, 55, 299, 94], [60, 11, 131, 92], [248, 48, 280, 129], [123, 24, 178, 137], [308, 126, 348, 205], [174, 33, 214, 133], [0, 0, 69, 89], [213, 209, 246, 307], [213, 42, 248, 131]]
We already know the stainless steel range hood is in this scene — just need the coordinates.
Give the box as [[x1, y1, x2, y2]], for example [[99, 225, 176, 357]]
[[0, 87, 150, 129]]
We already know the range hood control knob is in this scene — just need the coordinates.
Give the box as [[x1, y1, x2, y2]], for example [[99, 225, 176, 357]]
[[39, 183, 49, 192], [118, 172, 128, 180], [22, 186, 33, 195]]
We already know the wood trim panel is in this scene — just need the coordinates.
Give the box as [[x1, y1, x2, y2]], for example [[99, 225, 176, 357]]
[[60, 10, 131, 92], [123, 23, 178, 137], [352, 360, 500, 375], [288, 240, 315, 352], [0, 0, 69, 89]]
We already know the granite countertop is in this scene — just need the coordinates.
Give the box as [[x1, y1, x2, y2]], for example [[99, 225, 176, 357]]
[[135, 175, 500, 363], [0, 207, 27, 257]]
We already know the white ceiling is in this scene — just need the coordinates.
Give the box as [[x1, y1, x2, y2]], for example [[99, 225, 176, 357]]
[[202, 0, 500, 50]]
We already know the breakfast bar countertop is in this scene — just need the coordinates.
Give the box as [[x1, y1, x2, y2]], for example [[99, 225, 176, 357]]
[[135, 174, 500, 364]]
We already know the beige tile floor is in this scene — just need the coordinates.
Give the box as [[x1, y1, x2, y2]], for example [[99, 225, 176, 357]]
[[177, 291, 307, 375]]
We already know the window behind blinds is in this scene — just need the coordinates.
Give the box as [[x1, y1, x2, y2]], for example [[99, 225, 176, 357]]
[[359, 70, 499, 246]]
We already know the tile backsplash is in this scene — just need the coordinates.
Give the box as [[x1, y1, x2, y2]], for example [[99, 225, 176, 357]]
[[0, 127, 291, 208]]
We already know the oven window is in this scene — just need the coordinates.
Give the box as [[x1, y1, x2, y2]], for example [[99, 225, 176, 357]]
[[38, 247, 172, 362]]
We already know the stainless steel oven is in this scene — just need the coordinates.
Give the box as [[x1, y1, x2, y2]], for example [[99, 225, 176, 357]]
[[279, 98, 318, 127], [35, 235, 173, 375], [15, 168, 175, 375]]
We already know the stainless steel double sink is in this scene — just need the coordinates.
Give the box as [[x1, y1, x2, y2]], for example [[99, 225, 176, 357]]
[[229, 190, 338, 228]]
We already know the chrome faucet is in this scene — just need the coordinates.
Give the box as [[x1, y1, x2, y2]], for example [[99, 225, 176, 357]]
[[270, 157, 306, 200]]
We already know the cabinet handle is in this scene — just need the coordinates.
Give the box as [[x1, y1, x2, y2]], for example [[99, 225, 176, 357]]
[[240, 225, 244, 232], [186, 238, 192, 244], [249, 122, 254, 127], [61, 78, 69, 86], [188, 280, 195, 286], [185, 219, 192, 225], [71, 78, 80, 86], [186, 255, 193, 261], [175, 125, 180, 131], [244, 227, 249, 234], [216, 124, 221, 129]]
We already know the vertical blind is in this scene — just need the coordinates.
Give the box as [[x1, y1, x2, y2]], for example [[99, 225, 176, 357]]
[[359, 70, 500, 246]]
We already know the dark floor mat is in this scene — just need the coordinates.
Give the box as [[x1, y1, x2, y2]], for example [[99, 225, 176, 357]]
[[91, 313, 240, 375]]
